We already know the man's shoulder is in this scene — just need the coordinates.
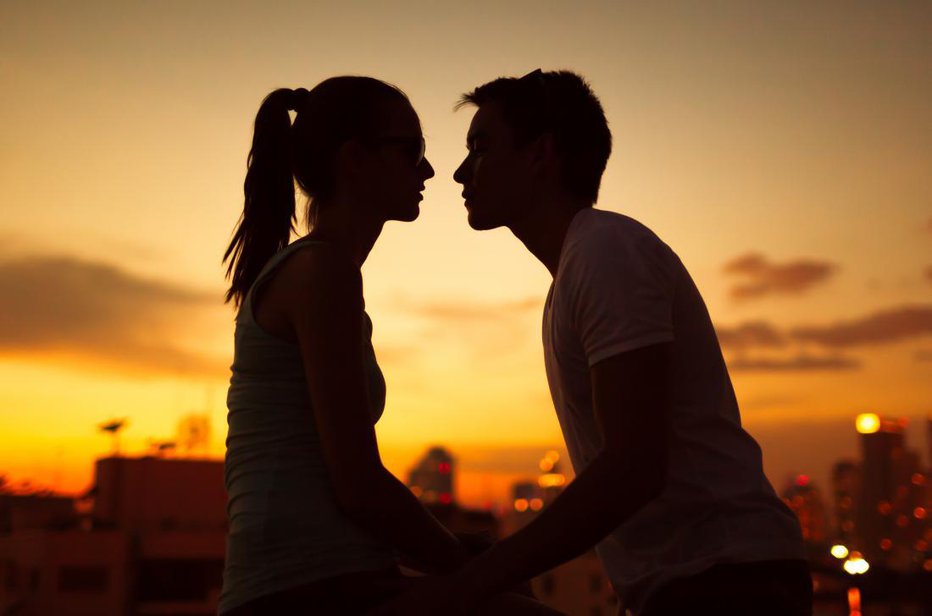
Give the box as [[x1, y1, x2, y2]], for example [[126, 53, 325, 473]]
[[564, 208, 671, 264]]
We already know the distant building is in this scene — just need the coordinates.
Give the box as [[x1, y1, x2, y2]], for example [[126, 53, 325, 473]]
[[407, 446, 455, 506], [831, 459, 861, 544], [0, 455, 226, 616], [502, 450, 618, 615], [781, 474, 829, 547]]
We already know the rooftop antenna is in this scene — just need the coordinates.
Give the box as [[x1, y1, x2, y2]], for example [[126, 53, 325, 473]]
[[98, 419, 128, 457]]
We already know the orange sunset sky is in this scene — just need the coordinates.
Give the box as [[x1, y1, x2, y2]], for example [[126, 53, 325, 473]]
[[1, 1, 930, 507]]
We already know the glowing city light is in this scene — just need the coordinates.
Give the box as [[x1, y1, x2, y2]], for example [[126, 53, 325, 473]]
[[855, 413, 880, 434], [514, 498, 529, 512], [914, 507, 927, 520], [529, 498, 543, 511], [830, 545, 849, 559], [843, 554, 870, 575], [795, 474, 810, 487], [539, 474, 566, 488], [847, 587, 862, 616]]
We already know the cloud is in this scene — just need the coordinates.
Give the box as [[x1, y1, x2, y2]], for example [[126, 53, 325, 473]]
[[0, 255, 226, 378], [728, 354, 860, 372], [915, 350, 932, 363], [716, 321, 787, 351], [723, 253, 836, 300], [396, 296, 544, 361], [789, 305, 932, 348]]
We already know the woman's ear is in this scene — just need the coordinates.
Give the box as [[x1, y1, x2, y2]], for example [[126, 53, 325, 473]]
[[334, 138, 372, 182]]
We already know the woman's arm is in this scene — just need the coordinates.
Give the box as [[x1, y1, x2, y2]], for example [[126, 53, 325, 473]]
[[281, 246, 470, 574]]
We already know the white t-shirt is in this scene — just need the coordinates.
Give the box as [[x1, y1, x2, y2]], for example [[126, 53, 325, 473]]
[[542, 208, 804, 612]]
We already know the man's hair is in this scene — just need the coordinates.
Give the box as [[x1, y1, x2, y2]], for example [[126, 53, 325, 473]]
[[457, 70, 612, 203]]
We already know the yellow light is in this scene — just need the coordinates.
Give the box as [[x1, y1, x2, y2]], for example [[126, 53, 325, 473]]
[[856, 413, 880, 434], [831, 545, 849, 559], [539, 459, 553, 472], [538, 473, 566, 488], [514, 498, 528, 512], [545, 450, 560, 462], [844, 557, 870, 575]]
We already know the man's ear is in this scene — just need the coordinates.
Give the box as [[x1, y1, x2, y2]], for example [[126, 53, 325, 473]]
[[529, 132, 558, 174]]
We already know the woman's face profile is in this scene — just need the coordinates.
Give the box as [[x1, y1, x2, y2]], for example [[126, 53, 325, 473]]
[[362, 100, 435, 224]]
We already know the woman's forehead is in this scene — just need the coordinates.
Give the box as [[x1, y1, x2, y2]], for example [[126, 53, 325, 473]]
[[383, 100, 421, 135]]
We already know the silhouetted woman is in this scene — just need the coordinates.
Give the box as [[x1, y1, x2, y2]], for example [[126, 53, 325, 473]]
[[219, 78, 563, 616]]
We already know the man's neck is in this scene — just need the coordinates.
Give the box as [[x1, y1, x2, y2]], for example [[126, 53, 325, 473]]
[[508, 198, 590, 277]]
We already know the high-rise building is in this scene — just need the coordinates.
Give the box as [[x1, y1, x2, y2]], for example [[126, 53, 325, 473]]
[[854, 413, 925, 569]]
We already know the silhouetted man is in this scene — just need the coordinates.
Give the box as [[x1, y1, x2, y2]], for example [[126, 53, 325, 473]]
[[375, 70, 811, 616]]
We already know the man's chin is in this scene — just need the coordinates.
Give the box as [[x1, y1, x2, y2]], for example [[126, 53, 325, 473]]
[[466, 209, 501, 231]]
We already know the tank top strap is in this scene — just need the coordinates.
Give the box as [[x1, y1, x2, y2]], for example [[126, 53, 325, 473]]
[[242, 237, 324, 317]]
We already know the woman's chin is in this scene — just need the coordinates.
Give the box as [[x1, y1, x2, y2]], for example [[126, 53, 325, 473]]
[[393, 204, 420, 223]]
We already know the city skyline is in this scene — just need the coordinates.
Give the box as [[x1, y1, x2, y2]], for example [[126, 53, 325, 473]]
[[1, 2, 930, 507]]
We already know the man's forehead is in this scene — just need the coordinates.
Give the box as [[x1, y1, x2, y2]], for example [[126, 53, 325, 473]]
[[466, 102, 508, 141]]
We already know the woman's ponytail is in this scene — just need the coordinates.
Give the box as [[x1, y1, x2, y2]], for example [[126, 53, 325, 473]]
[[223, 88, 301, 307]]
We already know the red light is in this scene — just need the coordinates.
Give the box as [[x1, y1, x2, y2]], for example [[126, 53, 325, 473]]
[[438, 463, 451, 474], [439, 493, 452, 505], [795, 474, 810, 487]]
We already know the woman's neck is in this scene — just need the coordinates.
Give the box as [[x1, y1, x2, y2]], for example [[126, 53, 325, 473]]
[[306, 202, 384, 268]]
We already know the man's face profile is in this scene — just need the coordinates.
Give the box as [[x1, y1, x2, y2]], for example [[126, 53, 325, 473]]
[[454, 102, 534, 231]]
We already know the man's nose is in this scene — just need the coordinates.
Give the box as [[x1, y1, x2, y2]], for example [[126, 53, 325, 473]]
[[453, 158, 469, 184]]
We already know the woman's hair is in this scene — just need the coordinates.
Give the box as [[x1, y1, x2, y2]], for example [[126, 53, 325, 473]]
[[223, 77, 409, 307]]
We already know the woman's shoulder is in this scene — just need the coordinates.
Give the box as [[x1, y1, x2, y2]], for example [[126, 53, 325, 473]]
[[274, 240, 362, 301]]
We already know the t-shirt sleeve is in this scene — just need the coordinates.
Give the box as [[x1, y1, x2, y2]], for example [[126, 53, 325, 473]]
[[564, 230, 677, 366]]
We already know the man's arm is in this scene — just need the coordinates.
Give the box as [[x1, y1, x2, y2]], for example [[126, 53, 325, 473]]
[[452, 341, 673, 604]]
